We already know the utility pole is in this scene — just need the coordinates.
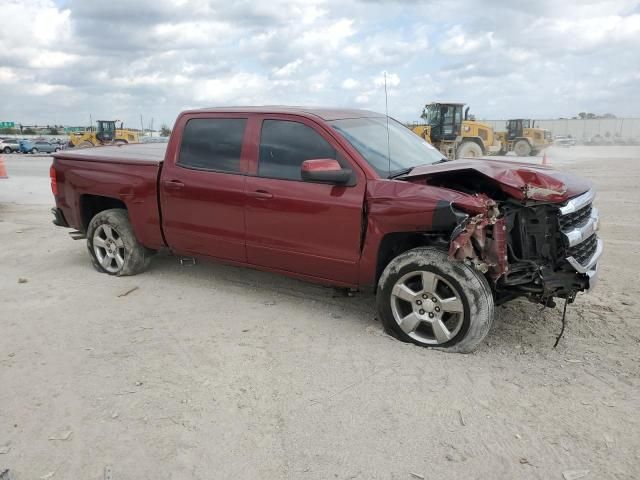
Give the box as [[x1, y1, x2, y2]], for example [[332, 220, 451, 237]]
[[140, 114, 144, 135]]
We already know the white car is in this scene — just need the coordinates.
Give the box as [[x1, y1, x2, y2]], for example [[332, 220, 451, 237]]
[[554, 136, 576, 147]]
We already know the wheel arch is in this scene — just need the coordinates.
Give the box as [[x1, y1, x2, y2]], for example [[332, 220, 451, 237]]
[[374, 232, 449, 289], [79, 194, 127, 232], [514, 137, 533, 147]]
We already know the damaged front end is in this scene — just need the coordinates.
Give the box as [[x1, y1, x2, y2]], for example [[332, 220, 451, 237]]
[[448, 195, 508, 280], [400, 163, 603, 306], [445, 189, 602, 305]]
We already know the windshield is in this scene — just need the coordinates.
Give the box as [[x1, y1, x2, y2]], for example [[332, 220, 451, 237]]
[[330, 117, 445, 177]]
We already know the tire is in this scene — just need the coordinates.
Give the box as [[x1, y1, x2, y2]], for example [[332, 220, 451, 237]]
[[78, 141, 94, 149], [55, 147, 61, 152], [114, 140, 127, 146], [3, 147, 10, 154], [87, 208, 152, 276], [376, 247, 494, 353], [31, 148, 38, 154], [456, 141, 483, 159], [513, 139, 531, 156]]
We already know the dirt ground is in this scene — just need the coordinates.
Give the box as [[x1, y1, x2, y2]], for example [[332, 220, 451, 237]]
[[1, 147, 639, 479]]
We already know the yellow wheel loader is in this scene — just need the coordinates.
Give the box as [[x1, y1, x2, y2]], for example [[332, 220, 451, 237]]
[[496, 119, 552, 156], [412, 103, 502, 160], [69, 120, 139, 148]]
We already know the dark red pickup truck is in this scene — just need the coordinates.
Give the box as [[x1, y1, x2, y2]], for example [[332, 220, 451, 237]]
[[51, 107, 602, 352]]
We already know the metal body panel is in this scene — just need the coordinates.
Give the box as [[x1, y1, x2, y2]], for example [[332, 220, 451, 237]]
[[51, 106, 600, 297]]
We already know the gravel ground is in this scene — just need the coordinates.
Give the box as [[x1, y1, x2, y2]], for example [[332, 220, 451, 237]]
[[0, 147, 638, 479]]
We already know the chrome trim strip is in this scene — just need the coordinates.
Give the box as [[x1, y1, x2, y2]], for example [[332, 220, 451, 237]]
[[586, 266, 598, 291], [566, 238, 603, 273], [563, 207, 599, 247], [559, 189, 595, 215]]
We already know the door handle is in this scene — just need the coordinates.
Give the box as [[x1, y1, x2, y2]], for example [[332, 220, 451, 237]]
[[164, 180, 185, 189], [249, 190, 273, 199]]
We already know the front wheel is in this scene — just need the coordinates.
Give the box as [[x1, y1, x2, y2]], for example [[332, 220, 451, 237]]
[[3, 147, 11, 154], [513, 139, 531, 156], [31, 148, 38, 154], [456, 141, 483, 159], [376, 247, 494, 353], [87, 208, 153, 276]]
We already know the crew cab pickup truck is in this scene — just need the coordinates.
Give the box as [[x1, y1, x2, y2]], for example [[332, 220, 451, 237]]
[[51, 107, 602, 352]]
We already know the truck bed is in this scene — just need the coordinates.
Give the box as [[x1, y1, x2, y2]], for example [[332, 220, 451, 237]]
[[52, 143, 166, 250], [54, 143, 168, 165]]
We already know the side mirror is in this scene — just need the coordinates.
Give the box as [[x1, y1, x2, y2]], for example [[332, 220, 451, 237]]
[[301, 159, 352, 185]]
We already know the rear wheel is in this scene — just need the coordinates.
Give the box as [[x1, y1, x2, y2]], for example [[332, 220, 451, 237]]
[[31, 148, 38, 154], [87, 208, 153, 276], [376, 247, 494, 353], [456, 141, 483, 159], [3, 147, 11, 154], [78, 141, 94, 148], [514, 139, 531, 156]]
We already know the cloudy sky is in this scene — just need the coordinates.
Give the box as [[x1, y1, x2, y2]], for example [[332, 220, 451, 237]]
[[1, 0, 639, 128]]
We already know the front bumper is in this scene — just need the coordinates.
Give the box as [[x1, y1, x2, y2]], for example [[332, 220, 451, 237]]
[[558, 190, 602, 291]]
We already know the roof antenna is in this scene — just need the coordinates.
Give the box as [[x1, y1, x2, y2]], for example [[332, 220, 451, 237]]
[[384, 71, 391, 178]]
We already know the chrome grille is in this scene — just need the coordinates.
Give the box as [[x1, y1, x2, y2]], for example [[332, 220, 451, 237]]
[[559, 204, 592, 230], [557, 190, 602, 273], [566, 234, 598, 265]]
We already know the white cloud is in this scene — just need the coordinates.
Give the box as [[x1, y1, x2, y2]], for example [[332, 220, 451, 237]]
[[0, 0, 639, 126], [439, 25, 496, 55], [273, 59, 303, 78], [341, 78, 360, 90]]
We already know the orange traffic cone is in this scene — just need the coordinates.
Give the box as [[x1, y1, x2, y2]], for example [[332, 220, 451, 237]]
[[541, 152, 549, 166], [0, 155, 8, 179]]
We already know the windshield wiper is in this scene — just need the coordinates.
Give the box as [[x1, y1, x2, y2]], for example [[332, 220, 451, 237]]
[[387, 167, 415, 179]]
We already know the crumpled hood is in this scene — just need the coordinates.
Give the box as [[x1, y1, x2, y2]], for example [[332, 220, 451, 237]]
[[403, 159, 592, 202]]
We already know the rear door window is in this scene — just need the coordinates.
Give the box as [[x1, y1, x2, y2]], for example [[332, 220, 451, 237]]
[[178, 118, 247, 173], [258, 120, 337, 180]]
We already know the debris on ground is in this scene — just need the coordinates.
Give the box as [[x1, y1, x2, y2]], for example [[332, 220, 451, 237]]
[[48, 430, 72, 441], [563, 470, 590, 480], [458, 410, 466, 426], [409, 473, 424, 479], [117, 286, 139, 297], [39, 471, 56, 479], [0, 469, 15, 480], [17, 278, 28, 283], [0, 444, 11, 454]]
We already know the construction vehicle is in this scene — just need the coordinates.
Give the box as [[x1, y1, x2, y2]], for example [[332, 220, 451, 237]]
[[68, 120, 139, 148], [496, 119, 552, 156], [411, 102, 502, 160]]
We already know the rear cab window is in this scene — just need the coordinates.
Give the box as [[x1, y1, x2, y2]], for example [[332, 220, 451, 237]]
[[178, 118, 247, 173]]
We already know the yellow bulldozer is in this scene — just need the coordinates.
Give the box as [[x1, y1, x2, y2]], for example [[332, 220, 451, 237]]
[[68, 120, 139, 148], [496, 119, 552, 156], [412, 102, 502, 160]]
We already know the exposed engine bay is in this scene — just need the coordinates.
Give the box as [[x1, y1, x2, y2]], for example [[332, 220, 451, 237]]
[[417, 166, 602, 306]]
